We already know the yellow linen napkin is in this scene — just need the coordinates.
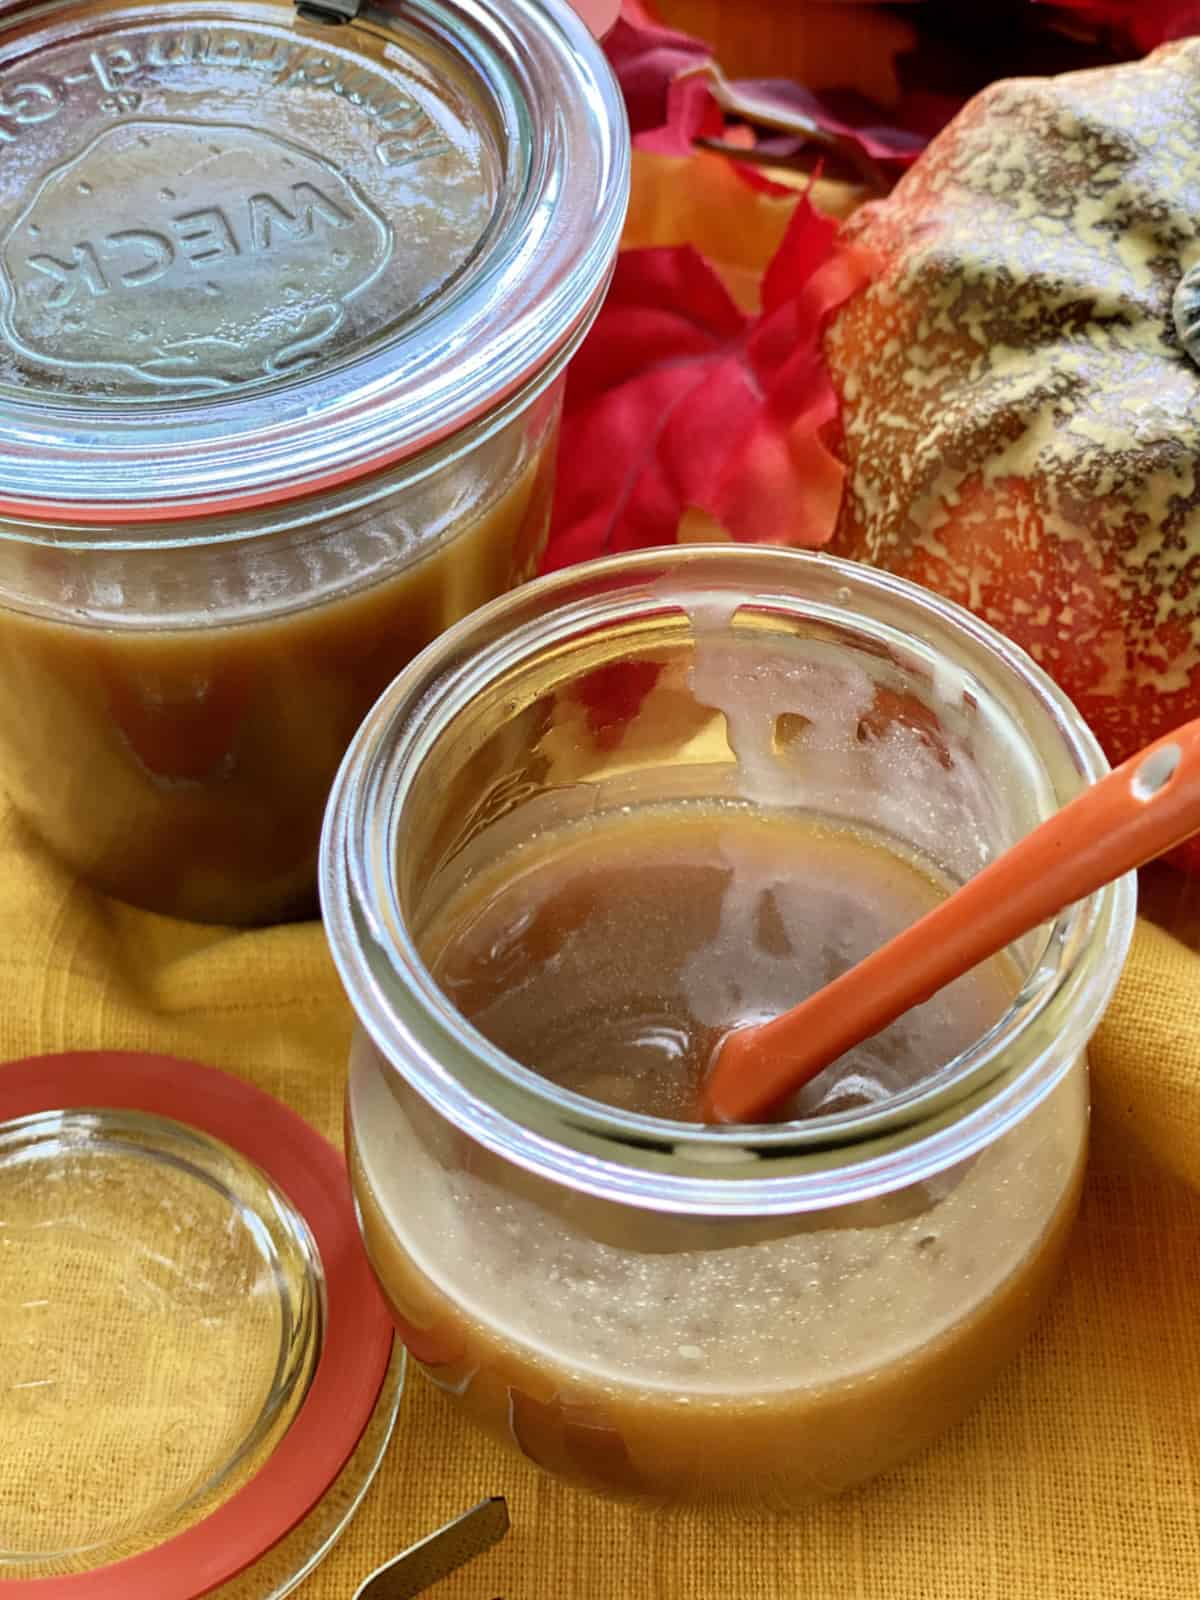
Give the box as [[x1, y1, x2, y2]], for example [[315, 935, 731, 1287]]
[[6, 7, 1200, 1583], [2, 792, 1200, 1600], [1090, 903, 1200, 1196]]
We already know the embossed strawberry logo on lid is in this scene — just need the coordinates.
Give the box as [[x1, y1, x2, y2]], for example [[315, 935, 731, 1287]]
[[0, 0, 629, 518]]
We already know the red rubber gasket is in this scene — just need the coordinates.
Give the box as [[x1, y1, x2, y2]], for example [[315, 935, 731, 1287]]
[[0, 1051, 395, 1600]]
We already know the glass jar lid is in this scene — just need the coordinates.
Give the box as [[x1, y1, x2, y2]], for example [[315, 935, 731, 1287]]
[[0, 0, 628, 518], [0, 1051, 403, 1599]]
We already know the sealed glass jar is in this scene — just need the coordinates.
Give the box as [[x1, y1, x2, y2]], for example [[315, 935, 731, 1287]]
[[0, 0, 627, 924], [321, 547, 1135, 1506]]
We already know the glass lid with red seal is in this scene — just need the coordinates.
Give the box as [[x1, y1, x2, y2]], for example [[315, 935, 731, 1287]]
[[0, 1050, 403, 1599]]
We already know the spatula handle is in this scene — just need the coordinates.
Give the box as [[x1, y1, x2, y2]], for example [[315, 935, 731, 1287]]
[[701, 718, 1200, 1124]]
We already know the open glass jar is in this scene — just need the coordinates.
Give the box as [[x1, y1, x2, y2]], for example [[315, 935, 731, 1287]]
[[0, 0, 627, 924], [321, 546, 1136, 1507]]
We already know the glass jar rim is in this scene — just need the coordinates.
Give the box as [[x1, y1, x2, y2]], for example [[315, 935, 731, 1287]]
[[320, 547, 1137, 1215], [0, 0, 628, 522]]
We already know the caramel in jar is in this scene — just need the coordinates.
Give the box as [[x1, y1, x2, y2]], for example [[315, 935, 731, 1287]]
[[350, 804, 1085, 1504], [0, 429, 556, 923]]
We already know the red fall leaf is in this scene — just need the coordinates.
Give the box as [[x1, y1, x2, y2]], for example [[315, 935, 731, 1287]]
[[604, 15, 720, 156], [605, 11, 930, 174], [543, 196, 877, 572], [714, 79, 928, 168], [1031, 0, 1200, 52]]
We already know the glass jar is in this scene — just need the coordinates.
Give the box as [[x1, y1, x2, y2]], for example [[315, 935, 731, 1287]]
[[321, 546, 1135, 1507], [0, 0, 627, 924]]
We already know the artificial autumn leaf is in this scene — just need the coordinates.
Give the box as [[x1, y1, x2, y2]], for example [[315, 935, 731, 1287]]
[[604, 14, 720, 155], [720, 139, 870, 220], [695, 68, 928, 188], [607, 11, 926, 185], [731, 80, 928, 166], [616, 0, 658, 23], [622, 147, 802, 311], [568, 0, 621, 38], [1031, 0, 1200, 52], [543, 197, 876, 572]]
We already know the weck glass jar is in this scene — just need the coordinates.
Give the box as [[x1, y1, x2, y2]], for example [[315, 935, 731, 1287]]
[[321, 546, 1136, 1507], [0, 0, 627, 923]]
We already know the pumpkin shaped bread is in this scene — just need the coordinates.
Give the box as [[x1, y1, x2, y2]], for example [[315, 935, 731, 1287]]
[[826, 40, 1200, 802]]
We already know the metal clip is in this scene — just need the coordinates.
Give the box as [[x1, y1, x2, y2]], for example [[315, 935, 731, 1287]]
[[294, 0, 363, 23], [353, 1496, 511, 1600]]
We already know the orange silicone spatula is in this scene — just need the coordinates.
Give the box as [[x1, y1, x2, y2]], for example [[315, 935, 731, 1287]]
[[699, 718, 1200, 1126]]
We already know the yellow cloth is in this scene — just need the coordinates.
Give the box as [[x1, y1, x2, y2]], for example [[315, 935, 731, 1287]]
[[3, 794, 1200, 1600]]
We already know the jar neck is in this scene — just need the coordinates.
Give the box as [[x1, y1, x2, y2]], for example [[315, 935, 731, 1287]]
[[0, 318, 577, 554], [321, 547, 1136, 1216]]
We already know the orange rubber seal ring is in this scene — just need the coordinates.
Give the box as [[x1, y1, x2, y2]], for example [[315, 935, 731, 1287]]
[[0, 1051, 395, 1600]]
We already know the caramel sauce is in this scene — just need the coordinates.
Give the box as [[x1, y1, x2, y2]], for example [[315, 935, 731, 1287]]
[[351, 803, 1085, 1504]]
